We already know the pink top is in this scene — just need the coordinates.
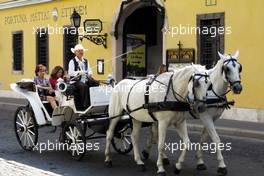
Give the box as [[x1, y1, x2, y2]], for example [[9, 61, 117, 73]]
[[49, 77, 57, 90]]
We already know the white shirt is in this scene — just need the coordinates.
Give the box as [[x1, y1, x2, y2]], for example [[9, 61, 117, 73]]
[[68, 57, 92, 83]]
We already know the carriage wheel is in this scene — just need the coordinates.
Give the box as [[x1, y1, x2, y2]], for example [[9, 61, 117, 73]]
[[63, 122, 86, 161], [112, 123, 133, 155], [14, 106, 38, 151]]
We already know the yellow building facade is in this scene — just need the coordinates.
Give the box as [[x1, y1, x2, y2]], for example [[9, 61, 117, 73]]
[[0, 0, 263, 121]]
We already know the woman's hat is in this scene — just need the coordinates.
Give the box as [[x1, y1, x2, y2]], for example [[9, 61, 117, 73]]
[[71, 44, 88, 53]]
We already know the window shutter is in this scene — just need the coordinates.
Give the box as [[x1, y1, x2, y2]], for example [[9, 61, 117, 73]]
[[36, 29, 49, 69], [12, 32, 23, 71], [63, 27, 78, 70]]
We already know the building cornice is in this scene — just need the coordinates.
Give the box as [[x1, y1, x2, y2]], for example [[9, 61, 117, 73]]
[[0, 0, 55, 10]]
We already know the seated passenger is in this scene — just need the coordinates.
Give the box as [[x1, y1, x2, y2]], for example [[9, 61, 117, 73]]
[[49, 66, 65, 90], [33, 64, 57, 110]]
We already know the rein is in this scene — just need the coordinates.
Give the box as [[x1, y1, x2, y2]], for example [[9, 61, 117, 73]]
[[163, 73, 187, 102], [211, 88, 231, 101]]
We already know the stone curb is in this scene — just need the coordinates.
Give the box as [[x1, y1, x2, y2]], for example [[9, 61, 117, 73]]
[[187, 124, 264, 140]]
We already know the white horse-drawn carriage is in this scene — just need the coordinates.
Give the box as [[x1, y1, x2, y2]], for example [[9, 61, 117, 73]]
[[11, 75, 133, 160], [10, 51, 242, 176]]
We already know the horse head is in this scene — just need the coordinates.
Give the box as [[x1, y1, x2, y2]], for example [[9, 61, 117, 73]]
[[187, 67, 212, 113], [218, 50, 243, 94]]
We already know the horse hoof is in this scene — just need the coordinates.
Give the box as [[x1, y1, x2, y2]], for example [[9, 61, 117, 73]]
[[142, 150, 149, 160], [105, 161, 112, 168], [197, 163, 207, 170], [162, 158, 170, 165], [217, 167, 228, 176], [157, 171, 166, 176], [138, 164, 146, 172], [174, 166, 181, 175]]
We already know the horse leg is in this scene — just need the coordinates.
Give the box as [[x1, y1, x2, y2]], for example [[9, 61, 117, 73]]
[[142, 122, 170, 165], [200, 116, 227, 176], [157, 120, 169, 175], [105, 116, 121, 167], [195, 127, 209, 170], [131, 119, 145, 171], [142, 122, 157, 160], [174, 120, 191, 175]]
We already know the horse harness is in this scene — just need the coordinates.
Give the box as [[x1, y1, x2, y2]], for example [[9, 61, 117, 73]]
[[189, 57, 240, 119], [125, 72, 210, 121]]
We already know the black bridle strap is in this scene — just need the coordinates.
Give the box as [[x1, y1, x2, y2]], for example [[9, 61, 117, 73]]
[[210, 57, 239, 104], [190, 73, 210, 103], [229, 80, 241, 87], [211, 87, 230, 101], [191, 73, 210, 83], [224, 57, 237, 65], [223, 57, 242, 86]]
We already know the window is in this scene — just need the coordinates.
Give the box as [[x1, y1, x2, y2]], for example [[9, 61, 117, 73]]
[[36, 28, 49, 69], [12, 31, 23, 72], [197, 12, 224, 69], [205, 0, 217, 6], [63, 27, 77, 70]]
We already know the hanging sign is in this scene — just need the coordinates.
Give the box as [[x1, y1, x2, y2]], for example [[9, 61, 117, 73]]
[[83, 19, 103, 34]]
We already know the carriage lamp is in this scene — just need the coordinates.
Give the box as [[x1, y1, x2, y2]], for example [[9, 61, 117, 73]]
[[70, 9, 81, 29], [70, 9, 107, 48]]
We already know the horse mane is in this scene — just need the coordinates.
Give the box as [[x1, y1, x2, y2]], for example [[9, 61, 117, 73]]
[[207, 59, 225, 81], [171, 65, 203, 97]]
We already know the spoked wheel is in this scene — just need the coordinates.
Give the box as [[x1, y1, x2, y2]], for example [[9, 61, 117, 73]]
[[112, 123, 133, 155], [63, 122, 86, 161], [14, 106, 38, 151]]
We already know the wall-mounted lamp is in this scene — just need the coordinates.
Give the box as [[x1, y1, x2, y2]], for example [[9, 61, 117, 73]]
[[97, 59, 104, 75]]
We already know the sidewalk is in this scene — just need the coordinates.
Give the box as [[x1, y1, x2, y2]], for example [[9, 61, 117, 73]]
[[0, 158, 60, 176], [0, 97, 263, 140]]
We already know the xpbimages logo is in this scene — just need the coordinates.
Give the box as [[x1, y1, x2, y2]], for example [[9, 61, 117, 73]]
[[32, 140, 100, 154], [165, 140, 232, 154], [164, 24, 232, 38], [32, 24, 100, 36]]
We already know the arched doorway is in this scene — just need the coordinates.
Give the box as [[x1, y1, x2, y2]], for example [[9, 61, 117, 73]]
[[112, 0, 167, 81]]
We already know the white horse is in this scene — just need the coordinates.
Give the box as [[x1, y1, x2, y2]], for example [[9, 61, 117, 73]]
[[104, 65, 212, 175], [195, 51, 242, 175], [142, 51, 243, 176]]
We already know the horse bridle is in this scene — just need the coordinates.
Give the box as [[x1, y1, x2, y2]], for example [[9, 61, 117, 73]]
[[187, 73, 211, 104], [222, 57, 242, 87], [211, 57, 242, 99]]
